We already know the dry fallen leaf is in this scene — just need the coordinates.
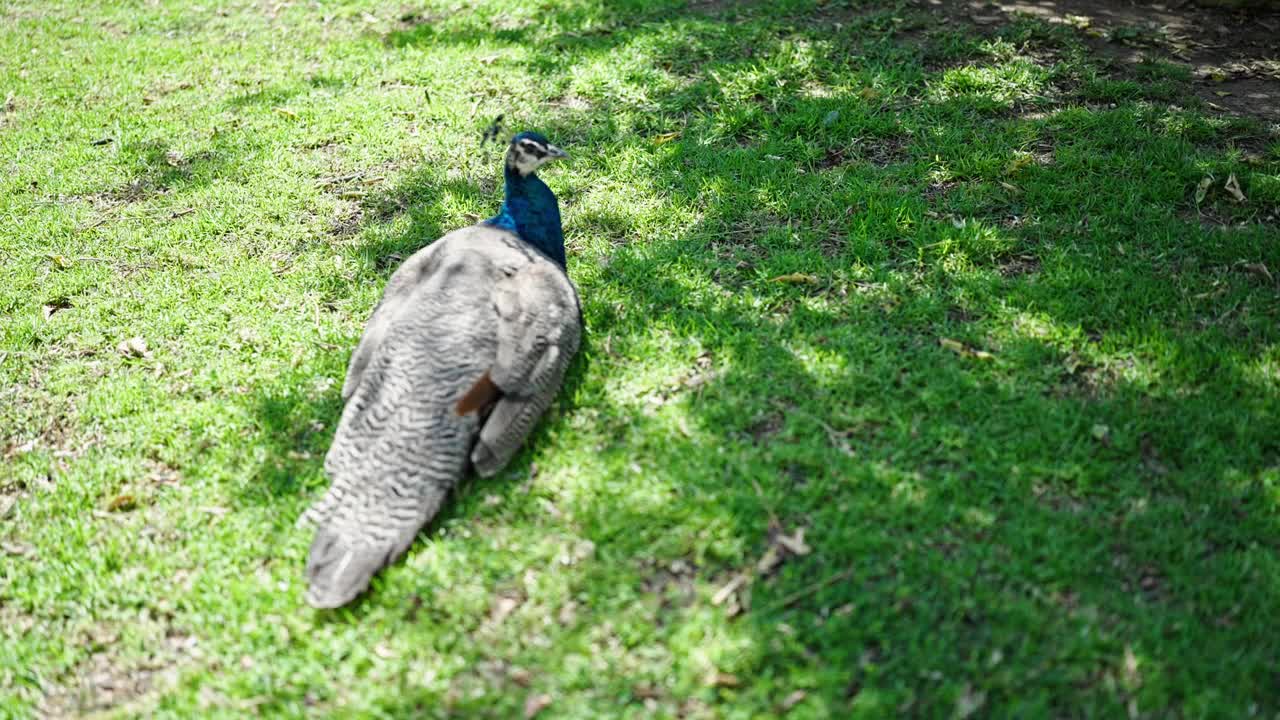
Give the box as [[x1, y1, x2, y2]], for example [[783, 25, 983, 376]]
[[1, 541, 34, 558], [1195, 176, 1212, 204], [107, 494, 137, 512], [712, 574, 749, 605], [3, 439, 37, 460], [557, 601, 578, 626], [756, 545, 784, 575], [489, 595, 521, 626], [780, 689, 807, 711], [1091, 424, 1111, 444], [523, 693, 552, 719], [1241, 262, 1274, 284], [939, 338, 994, 360], [770, 273, 819, 284], [1004, 154, 1033, 175], [117, 337, 153, 360], [955, 684, 987, 719], [1224, 173, 1246, 203], [705, 671, 741, 688], [775, 528, 811, 556], [632, 684, 662, 700], [508, 667, 533, 687], [1122, 645, 1141, 687]]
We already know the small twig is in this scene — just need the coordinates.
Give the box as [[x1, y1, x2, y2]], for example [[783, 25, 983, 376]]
[[316, 172, 363, 187], [763, 569, 855, 613], [771, 399, 854, 457]]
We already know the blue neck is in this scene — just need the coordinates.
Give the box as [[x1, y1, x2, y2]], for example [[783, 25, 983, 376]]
[[484, 166, 566, 268]]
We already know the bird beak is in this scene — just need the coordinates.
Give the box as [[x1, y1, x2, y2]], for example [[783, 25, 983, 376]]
[[547, 144, 569, 161]]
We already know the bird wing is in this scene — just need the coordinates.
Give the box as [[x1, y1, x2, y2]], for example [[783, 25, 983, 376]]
[[340, 239, 447, 401], [457, 258, 581, 477]]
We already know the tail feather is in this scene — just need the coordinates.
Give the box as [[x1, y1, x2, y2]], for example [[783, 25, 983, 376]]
[[304, 526, 413, 609], [454, 371, 502, 415]]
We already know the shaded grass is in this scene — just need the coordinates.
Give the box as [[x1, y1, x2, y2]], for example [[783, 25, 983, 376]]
[[2, 0, 1279, 717]]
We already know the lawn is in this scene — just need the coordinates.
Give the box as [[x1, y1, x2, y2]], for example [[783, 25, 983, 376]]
[[2, 0, 1280, 717]]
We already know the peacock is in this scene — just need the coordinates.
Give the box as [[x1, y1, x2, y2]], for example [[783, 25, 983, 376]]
[[299, 131, 581, 609]]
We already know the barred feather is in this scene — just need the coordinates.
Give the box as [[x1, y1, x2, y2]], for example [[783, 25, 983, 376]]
[[301, 224, 581, 608]]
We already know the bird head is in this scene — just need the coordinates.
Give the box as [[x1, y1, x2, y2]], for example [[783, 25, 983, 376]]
[[505, 131, 568, 177]]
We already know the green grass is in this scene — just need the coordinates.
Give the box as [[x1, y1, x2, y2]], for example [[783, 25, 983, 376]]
[[3, 0, 1280, 717]]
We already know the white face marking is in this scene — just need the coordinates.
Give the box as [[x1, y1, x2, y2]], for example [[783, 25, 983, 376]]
[[507, 138, 564, 176]]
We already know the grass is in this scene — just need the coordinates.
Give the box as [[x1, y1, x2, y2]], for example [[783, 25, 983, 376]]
[[2, 0, 1280, 716]]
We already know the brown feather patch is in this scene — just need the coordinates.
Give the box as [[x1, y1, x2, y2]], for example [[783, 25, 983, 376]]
[[455, 371, 502, 415]]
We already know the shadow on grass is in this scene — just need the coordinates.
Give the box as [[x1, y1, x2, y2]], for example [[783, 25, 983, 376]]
[[235, 0, 1280, 714]]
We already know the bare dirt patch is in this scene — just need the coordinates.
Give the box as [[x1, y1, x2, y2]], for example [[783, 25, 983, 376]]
[[915, 0, 1280, 121]]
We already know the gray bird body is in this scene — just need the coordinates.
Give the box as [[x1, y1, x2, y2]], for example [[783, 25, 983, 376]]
[[299, 224, 581, 608]]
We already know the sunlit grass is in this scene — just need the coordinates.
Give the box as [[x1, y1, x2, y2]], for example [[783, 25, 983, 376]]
[[2, 0, 1279, 717]]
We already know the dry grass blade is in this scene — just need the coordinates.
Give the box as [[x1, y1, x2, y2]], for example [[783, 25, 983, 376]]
[[712, 574, 750, 605]]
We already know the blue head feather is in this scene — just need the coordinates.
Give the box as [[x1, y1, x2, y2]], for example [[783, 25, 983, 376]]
[[484, 131, 566, 268]]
